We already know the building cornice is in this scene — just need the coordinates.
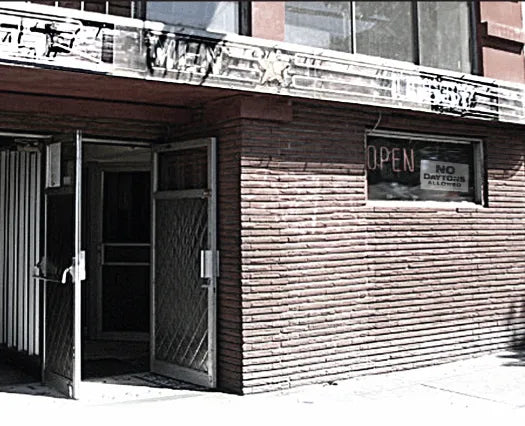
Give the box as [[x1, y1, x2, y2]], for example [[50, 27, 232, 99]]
[[0, 3, 523, 125]]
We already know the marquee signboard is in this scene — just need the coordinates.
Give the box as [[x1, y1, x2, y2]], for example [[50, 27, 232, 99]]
[[0, 3, 523, 125]]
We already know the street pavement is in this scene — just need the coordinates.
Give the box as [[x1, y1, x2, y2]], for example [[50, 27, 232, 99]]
[[1, 350, 525, 425]]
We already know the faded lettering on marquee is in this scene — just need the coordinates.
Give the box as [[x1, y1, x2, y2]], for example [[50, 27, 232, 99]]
[[396, 74, 498, 118], [0, 7, 519, 124], [0, 14, 114, 64]]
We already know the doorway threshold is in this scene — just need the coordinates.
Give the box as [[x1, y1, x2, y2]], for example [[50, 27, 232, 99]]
[[82, 372, 205, 405], [0, 372, 206, 405]]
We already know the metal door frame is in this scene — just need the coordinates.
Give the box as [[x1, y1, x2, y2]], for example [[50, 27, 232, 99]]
[[82, 138, 152, 342], [40, 130, 84, 399], [151, 137, 218, 388], [92, 163, 151, 342]]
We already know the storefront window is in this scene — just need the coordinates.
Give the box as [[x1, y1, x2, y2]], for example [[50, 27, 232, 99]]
[[366, 133, 482, 203], [285, 1, 472, 73], [146, 1, 239, 33]]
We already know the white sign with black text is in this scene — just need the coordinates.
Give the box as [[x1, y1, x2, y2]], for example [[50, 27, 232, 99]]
[[420, 160, 469, 193]]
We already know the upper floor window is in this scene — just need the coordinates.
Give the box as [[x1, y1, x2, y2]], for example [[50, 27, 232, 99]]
[[146, 1, 239, 33], [28, 1, 142, 18], [28, 1, 240, 34], [285, 1, 472, 73]]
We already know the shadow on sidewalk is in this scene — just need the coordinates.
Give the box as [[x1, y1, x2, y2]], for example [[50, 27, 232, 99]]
[[499, 347, 525, 367], [0, 358, 66, 399], [500, 300, 525, 367], [0, 360, 207, 404]]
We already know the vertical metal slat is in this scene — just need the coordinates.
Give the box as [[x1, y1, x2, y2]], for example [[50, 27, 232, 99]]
[[3, 152, 10, 345], [17, 152, 26, 350], [16, 153, 23, 349], [23, 152, 30, 352], [34, 151, 41, 355], [7, 152, 15, 347], [27, 152, 35, 354], [0, 151, 5, 344], [28, 152, 38, 355]]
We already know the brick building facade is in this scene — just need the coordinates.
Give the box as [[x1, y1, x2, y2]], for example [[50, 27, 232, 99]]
[[0, 1, 525, 397]]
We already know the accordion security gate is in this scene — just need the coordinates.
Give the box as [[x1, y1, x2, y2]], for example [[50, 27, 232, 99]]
[[0, 147, 41, 357]]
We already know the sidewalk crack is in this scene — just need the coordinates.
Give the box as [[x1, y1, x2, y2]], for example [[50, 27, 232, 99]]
[[420, 384, 508, 405]]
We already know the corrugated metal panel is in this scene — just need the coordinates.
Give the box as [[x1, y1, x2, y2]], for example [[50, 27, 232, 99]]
[[0, 149, 41, 355]]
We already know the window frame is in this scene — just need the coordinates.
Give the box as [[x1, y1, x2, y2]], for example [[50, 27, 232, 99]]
[[285, 1, 477, 74], [139, 1, 244, 34], [365, 129, 485, 207]]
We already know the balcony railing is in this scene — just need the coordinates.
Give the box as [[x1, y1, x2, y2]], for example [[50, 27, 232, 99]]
[[0, 2, 524, 126]]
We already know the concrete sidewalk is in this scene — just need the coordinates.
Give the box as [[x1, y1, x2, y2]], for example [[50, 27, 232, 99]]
[[1, 350, 525, 425]]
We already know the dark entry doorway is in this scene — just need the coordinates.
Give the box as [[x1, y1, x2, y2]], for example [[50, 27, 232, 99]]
[[98, 170, 150, 340], [82, 143, 151, 380]]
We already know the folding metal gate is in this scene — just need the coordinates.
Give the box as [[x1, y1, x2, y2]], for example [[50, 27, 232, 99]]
[[0, 144, 42, 356]]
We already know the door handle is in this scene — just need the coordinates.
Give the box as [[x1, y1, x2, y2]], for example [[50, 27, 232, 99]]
[[32, 251, 85, 285], [61, 266, 73, 284], [32, 274, 64, 284], [33, 257, 64, 284], [61, 251, 86, 284], [200, 250, 213, 280], [33, 264, 72, 285], [200, 249, 219, 288]]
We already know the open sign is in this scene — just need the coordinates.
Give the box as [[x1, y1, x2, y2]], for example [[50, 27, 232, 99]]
[[366, 145, 415, 172]]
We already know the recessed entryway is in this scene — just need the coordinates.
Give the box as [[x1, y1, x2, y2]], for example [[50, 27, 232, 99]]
[[82, 144, 151, 380], [1, 133, 218, 399]]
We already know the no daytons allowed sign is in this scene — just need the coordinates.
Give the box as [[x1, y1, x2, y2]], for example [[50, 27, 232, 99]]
[[420, 160, 469, 193]]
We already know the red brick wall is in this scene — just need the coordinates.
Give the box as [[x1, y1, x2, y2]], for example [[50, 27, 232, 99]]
[[238, 100, 525, 393], [479, 1, 525, 83], [212, 122, 243, 394], [251, 1, 285, 41], [6, 95, 525, 395]]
